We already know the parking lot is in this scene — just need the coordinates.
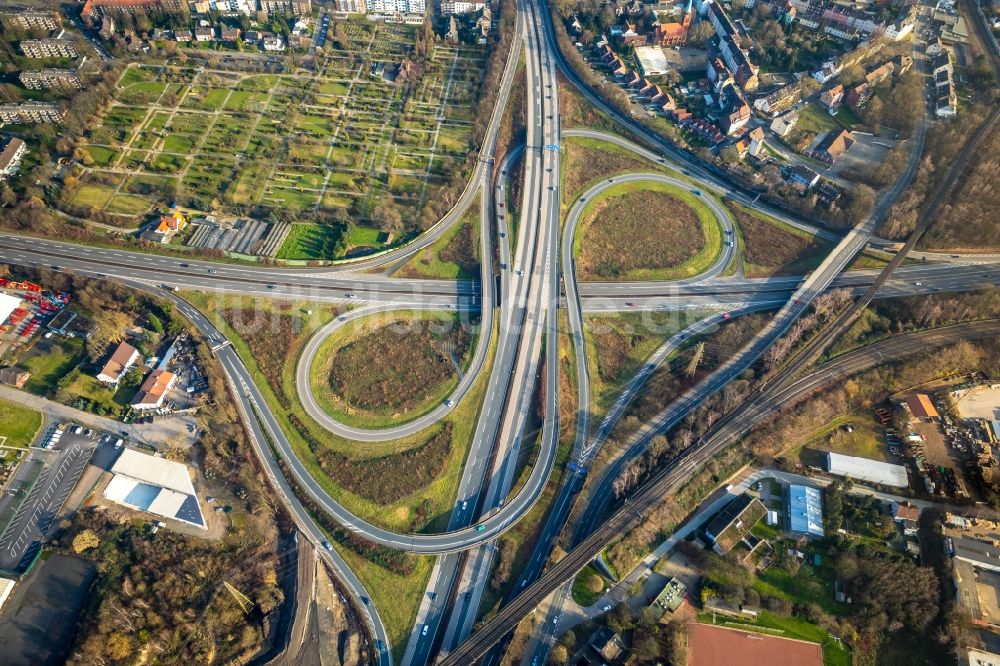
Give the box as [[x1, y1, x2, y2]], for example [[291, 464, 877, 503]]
[[0, 429, 98, 574]]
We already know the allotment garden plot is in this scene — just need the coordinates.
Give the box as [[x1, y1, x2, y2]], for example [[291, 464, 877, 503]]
[[71, 25, 488, 229]]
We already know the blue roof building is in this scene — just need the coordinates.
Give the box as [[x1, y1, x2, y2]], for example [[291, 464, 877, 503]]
[[787, 484, 824, 537]]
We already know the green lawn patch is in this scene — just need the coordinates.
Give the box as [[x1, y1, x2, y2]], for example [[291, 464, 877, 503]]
[[106, 193, 152, 216], [69, 184, 116, 210], [0, 399, 43, 449], [571, 564, 607, 606], [85, 145, 117, 167], [21, 338, 86, 396], [275, 224, 343, 261]]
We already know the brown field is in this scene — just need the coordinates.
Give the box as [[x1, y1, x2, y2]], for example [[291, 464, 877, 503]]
[[224, 306, 329, 409], [561, 138, 659, 205], [439, 223, 479, 276], [294, 414, 453, 506], [578, 190, 703, 280], [323, 317, 472, 415], [730, 204, 834, 277]]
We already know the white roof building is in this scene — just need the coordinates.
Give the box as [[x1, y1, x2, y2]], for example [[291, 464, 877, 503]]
[[0, 293, 21, 327], [104, 449, 205, 528], [824, 452, 909, 488]]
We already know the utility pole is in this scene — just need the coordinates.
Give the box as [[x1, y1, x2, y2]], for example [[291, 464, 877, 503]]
[[686, 342, 705, 377], [224, 581, 255, 614]]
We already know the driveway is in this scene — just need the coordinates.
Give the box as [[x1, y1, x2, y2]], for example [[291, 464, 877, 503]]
[[0, 385, 197, 450]]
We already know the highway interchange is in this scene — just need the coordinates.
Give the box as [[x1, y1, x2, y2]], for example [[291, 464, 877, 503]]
[[2, 0, 999, 663]]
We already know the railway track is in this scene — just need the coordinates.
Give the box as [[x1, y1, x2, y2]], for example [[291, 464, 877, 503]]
[[438, 318, 1000, 664], [442, 5, 1000, 657]]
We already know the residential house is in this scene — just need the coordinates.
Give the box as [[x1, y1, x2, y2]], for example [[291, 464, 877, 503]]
[[334, 0, 367, 12], [0, 137, 27, 179], [0, 367, 31, 389], [753, 81, 801, 116], [261, 32, 284, 51], [589, 627, 626, 662], [747, 126, 765, 157], [718, 34, 759, 90], [892, 501, 921, 536], [864, 61, 895, 87], [141, 210, 187, 244], [816, 182, 842, 206], [621, 22, 645, 46], [845, 82, 872, 110], [174, 28, 193, 42], [770, 109, 798, 136], [708, 0, 740, 43], [684, 117, 724, 144], [819, 83, 844, 113], [441, 0, 484, 12], [931, 51, 953, 77], [131, 369, 177, 410], [258, 0, 312, 15], [808, 128, 854, 164], [936, 80, 957, 117], [97, 341, 140, 386], [786, 163, 819, 189], [194, 26, 214, 41], [220, 26, 241, 42]]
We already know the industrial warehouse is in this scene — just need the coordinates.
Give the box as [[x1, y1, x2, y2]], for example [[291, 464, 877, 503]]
[[103, 449, 205, 529]]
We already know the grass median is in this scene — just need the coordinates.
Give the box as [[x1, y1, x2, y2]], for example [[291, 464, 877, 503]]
[[573, 180, 723, 281], [307, 310, 476, 430]]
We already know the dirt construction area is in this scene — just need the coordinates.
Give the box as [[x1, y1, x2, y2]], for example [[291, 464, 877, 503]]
[[955, 385, 1000, 421]]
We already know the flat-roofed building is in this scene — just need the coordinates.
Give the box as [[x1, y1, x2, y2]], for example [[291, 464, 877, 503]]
[[1, 10, 59, 31], [82, 0, 183, 21], [825, 451, 909, 488], [787, 484, 824, 537], [704, 493, 766, 554], [20, 39, 78, 59], [0, 102, 65, 125], [259, 0, 312, 15], [19, 68, 81, 90]]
